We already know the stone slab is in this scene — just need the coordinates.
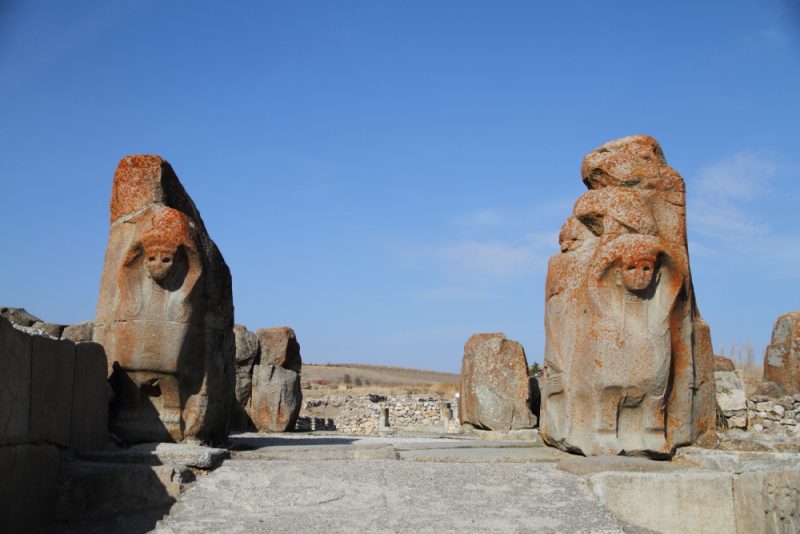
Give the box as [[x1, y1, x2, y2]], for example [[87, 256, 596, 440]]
[[153, 459, 628, 533], [0, 317, 32, 445], [463, 427, 542, 443], [79, 443, 229, 470], [233, 443, 397, 461], [676, 446, 800, 473], [588, 470, 736, 534], [556, 455, 691, 476], [56, 460, 194, 520], [30, 335, 75, 447], [70, 342, 109, 452], [0, 443, 61, 531], [398, 446, 569, 463], [733, 469, 800, 534]]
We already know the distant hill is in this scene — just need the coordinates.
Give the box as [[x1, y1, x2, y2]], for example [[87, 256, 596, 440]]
[[302, 363, 460, 387]]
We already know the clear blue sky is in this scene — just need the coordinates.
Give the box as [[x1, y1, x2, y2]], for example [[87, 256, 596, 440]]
[[2, 1, 799, 372]]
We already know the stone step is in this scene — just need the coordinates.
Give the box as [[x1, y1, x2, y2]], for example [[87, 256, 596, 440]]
[[56, 460, 194, 521], [77, 442, 229, 470]]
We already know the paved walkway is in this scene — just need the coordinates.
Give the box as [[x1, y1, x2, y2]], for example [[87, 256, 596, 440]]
[[153, 433, 630, 534]]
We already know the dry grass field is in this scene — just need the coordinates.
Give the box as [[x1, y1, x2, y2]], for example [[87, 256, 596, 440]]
[[302, 363, 461, 395]]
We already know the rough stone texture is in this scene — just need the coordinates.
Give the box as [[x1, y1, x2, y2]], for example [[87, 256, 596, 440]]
[[0, 306, 41, 327], [556, 455, 690, 476], [78, 443, 229, 470], [459, 333, 536, 431], [541, 135, 714, 457], [153, 457, 628, 533], [714, 355, 736, 372], [0, 443, 61, 531], [589, 470, 736, 534], [0, 317, 32, 445], [246, 364, 302, 432], [32, 320, 67, 338], [30, 334, 75, 447], [764, 310, 800, 395], [71, 342, 110, 452], [94, 155, 235, 445], [61, 320, 95, 343], [733, 470, 800, 533], [231, 325, 258, 430], [255, 326, 301, 372], [56, 461, 193, 520], [299, 393, 460, 435], [716, 370, 748, 430]]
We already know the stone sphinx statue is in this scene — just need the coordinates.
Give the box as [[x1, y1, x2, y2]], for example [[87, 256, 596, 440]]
[[540, 135, 714, 457], [94, 155, 234, 445]]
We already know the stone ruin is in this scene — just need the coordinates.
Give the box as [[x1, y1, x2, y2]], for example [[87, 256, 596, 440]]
[[459, 333, 536, 431], [764, 310, 800, 395], [231, 325, 303, 432], [540, 135, 715, 457], [94, 155, 235, 445]]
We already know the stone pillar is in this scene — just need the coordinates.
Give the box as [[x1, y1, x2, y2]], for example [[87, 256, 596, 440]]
[[540, 135, 714, 458]]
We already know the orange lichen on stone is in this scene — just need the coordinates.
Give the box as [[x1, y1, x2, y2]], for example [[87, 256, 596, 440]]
[[540, 134, 713, 458], [581, 135, 685, 192], [110, 155, 167, 222]]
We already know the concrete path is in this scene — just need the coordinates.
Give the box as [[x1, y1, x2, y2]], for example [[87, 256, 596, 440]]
[[154, 433, 630, 534]]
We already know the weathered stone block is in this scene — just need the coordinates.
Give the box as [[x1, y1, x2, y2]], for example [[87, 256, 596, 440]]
[[30, 335, 75, 447], [70, 342, 109, 452], [256, 327, 301, 372], [0, 443, 61, 531], [734, 470, 800, 534], [61, 320, 95, 343], [589, 471, 736, 534], [764, 311, 800, 395], [0, 317, 32, 445], [56, 460, 192, 520], [247, 364, 302, 432], [459, 333, 535, 431], [231, 325, 259, 430]]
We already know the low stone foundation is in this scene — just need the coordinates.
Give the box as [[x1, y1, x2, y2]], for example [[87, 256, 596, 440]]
[[298, 393, 461, 435]]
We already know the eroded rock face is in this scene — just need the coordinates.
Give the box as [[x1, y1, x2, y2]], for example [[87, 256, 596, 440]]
[[94, 155, 235, 445], [459, 333, 536, 431], [231, 325, 259, 430], [764, 311, 800, 395], [246, 327, 302, 432], [541, 135, 714, 457]]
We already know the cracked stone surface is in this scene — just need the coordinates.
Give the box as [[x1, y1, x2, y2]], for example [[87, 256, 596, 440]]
[[154, 442, 627, 533]]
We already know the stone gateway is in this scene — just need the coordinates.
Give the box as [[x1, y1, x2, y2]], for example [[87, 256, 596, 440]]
[[94, 155, 235, 445], [540, 135, 714, 457]]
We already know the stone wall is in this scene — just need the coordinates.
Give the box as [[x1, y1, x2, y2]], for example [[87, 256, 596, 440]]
[[298, 392, 461, 435], [0, 316, 109, 530], [747, 395, 800, 436]]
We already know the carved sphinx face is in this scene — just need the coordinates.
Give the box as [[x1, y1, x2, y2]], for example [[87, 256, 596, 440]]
[[620, 256, 656, 292], [144, 245, 177, 282]]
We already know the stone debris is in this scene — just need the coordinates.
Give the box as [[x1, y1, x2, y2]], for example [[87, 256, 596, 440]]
[[459, 333, 536, 431], [94, 155, 235, 445], [764, 310, 800, 395], [541, 134, 714, 457]]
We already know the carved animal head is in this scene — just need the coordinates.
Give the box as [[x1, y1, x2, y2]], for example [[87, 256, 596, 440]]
[[619, 250, 657, 292], [136, 207, 198, 283]]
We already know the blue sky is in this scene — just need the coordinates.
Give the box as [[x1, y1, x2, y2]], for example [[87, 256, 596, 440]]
[[1, 1, 798, 372]]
